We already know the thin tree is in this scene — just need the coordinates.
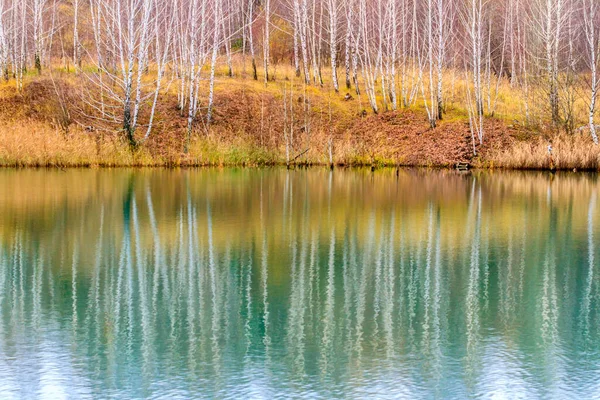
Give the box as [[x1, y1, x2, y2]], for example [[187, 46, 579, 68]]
[[263, 0, 271, 85], [85, 0, 169, 149], [73, 0, 81, 70], [583, 0, 599, 144], [326, 0, 339, 92]]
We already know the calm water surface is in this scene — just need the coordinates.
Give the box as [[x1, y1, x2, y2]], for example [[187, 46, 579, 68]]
[[0, 168, 599, 399]]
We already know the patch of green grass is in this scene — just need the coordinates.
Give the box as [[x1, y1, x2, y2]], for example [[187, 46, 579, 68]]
[[187, 138, 281, 166]]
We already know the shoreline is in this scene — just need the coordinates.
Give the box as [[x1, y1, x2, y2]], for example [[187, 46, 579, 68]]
[[1, 161, 597, 172]]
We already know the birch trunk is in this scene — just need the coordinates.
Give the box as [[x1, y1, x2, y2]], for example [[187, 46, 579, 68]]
[[344, 0, 354, 89], [247, 0, 257, 80], [584, 0, 599, 144], [73, 0, 81, 70], [327, 0, 339, 92], [207, 0, 222, 125], [263, 0, 270, 85]]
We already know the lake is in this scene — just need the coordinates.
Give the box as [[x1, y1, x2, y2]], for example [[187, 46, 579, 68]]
[[0, 168, 599, 399]]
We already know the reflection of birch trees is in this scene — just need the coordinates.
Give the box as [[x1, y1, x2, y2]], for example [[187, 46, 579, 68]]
[[0, 172, 599, 397]]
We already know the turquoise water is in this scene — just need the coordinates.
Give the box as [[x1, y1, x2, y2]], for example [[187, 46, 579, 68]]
[[0, 168, 598, 399]]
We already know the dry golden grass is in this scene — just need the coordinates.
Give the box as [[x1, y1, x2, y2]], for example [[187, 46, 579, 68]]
[[489, 133, 600, 170], [0, 119, 286, 167], [0, 120, 160, 167]]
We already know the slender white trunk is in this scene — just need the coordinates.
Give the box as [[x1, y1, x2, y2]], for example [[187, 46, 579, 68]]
[[293, 17, 301, 77], [584, 0, 599, 144], [145, 7, 174, 140], [131, 0, 154, 133], [263, 0, 270, 85], [327, 0, 339, 92], [248, 0, 257, 80], [73, 0, 80, 70], [344, 0, 354, 89], [426, 0, 436, 127], [297, 0, 311, 84], [207, 0, 222, 124], [33, 0, 48, 74], [388, 0, 398, 110], [357, 0, 377, 113], [0, 1, 8, 80], [435, 0, 445, 120]]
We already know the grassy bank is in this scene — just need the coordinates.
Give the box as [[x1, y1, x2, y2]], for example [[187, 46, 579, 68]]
[[1, 64, 599, 170]]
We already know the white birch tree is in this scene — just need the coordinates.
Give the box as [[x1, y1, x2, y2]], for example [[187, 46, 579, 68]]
[[326, 0, 339, 92], [85, 0, 171, 148], [32, 0, 49, 74], [462, 0, 488, 143], [583, 0, 599, 144], [263, 0, 271, 85]]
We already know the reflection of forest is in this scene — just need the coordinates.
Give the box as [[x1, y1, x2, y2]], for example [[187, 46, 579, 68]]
[[1, 169, 598, 257], [0, 169, 598, 398]]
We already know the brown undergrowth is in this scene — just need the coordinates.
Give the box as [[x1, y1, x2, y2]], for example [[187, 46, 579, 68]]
[[0, 75, 598, 170]]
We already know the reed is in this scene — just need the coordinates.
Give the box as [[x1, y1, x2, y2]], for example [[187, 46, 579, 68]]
[[488, 133, 600, 170]]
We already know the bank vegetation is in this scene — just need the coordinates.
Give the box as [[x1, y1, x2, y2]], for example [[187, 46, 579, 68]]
[[0, 0, 599, 169]]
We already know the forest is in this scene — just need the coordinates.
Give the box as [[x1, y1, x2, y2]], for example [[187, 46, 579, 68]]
[[0, 0, 600, 168]]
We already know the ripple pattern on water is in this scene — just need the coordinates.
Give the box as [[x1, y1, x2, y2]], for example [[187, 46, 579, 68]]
[[0, 168, 598, 399]]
